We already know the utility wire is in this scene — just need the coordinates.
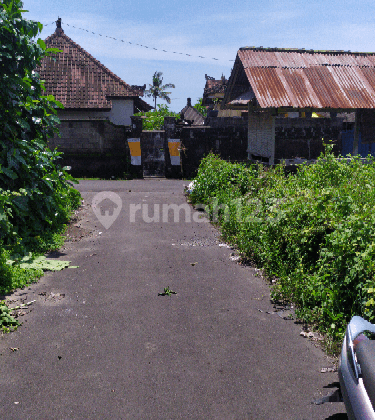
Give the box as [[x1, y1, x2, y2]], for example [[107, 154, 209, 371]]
[[41, 21, 235, 63]]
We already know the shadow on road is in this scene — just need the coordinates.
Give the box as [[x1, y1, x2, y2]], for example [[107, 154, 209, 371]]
[[325, 414, 348, 419]]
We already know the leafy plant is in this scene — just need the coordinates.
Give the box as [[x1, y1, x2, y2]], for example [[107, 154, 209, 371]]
[[0, 1, 81, 303], [193, 98, 207, 117], [0, 301, 19, 333], [158, 286, 177, 296], [134, 104, 180, 130], [7, 253, 71, 271], [190, 149, 375, 350]]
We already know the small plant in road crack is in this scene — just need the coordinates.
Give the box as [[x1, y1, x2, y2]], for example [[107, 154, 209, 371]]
[[158, 286, 177, 296]]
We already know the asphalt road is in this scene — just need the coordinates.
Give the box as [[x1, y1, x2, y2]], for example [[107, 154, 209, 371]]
[[0, 179, 347, 419]]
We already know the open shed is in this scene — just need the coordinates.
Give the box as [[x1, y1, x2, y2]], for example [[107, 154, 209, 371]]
[[222, 47, 375, 163]]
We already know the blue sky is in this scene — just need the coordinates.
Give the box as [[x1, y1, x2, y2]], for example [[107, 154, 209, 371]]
[[23, 0, 375, 112]]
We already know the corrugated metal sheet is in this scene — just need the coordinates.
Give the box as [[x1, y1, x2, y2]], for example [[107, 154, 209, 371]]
[[237, 48, 375, 109]]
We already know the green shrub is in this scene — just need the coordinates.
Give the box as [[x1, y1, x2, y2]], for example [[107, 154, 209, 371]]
[[190, 149, 375, 345], [134, 104, 180, 130], [0, 248, 42, 295], [0, 1, 81, 319]]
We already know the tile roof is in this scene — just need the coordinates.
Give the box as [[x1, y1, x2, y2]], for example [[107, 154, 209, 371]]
[[202, 75, 227, 107], [38, 27, 145, 109], [224, 47, 375, 110], [204, 76, 227, 95], [180, 98, 205, 125]]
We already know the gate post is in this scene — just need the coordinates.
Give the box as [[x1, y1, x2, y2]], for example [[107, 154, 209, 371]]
[[129, 116, 143, 178], [164, 116, 182, 178]]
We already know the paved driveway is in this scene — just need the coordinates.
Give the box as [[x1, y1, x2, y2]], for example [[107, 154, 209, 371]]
[[0, 180, 347, 419]]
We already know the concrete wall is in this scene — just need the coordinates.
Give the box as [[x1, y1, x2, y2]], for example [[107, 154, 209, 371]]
[[108, 99, 134, 126], [49, 120, 128, 153], [48, 119, 132, 178], [179, 118, 248, 178], [48, 112, 346, 178], [274, 117, 342, 162], [247, 113, 343, 164], [141, 131, 165, 177], [248, 112, 275, 164]]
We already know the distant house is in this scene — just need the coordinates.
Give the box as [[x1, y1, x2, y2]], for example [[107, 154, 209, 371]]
[[39, 19, 151, 124], [180, 98, 205, 126], [202, 74, 228, 116], [222, 47, 375, 163], [36, 19, 152, 176], [38, 19, 151, 155]]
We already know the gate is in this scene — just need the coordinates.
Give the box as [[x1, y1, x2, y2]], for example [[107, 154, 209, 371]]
[[141, 131, 166, 177]]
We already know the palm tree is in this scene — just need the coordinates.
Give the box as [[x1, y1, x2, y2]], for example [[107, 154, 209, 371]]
[[145, 71, 175, 109]]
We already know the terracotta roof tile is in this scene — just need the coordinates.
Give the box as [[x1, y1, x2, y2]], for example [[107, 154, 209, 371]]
[[204, 76, 227, 95], [38, 28, 142, 109]]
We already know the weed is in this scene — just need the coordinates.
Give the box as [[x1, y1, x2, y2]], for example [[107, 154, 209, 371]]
[[0, 301, 19, 333], [158, 286, 177, 296]]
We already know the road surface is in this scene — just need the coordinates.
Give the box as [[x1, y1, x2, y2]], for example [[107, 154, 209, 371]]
[[0, 180, 347, 419]]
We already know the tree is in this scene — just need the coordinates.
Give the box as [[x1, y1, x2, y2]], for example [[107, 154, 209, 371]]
[[0, 0, 80, 254], [134, 104, 180, 130], [193, 98, 207, 118], [144, 71, 175, 108]]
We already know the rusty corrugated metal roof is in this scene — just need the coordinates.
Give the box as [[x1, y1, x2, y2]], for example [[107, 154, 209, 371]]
[[233, 47, 375, 109], [38, 27, 145, 109]]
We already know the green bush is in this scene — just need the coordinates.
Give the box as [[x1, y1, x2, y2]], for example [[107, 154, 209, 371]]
[[0, 248, 43, 295], [134, 104, 180, 130], [0, 1, 81, 315], [190, 150, 375, 345]]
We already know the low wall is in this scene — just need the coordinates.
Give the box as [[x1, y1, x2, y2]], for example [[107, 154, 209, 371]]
[[49, 120, 128, 152], [48, 119, 133, 178], [180, 121, 248, 179], [274, 117, 341, 161], [57, 153, 132, 179]]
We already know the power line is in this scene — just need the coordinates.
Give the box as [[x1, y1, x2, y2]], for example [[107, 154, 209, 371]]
[[41, 20, 235, 63]]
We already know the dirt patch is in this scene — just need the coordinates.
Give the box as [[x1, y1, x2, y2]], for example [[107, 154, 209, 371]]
[[63, 200, 99, 243]]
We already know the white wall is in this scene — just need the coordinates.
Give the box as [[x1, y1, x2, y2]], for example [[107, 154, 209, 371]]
[[108, 99, 134, 125], [57, 99, 134, 126], [248, 112, 275, 164]]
